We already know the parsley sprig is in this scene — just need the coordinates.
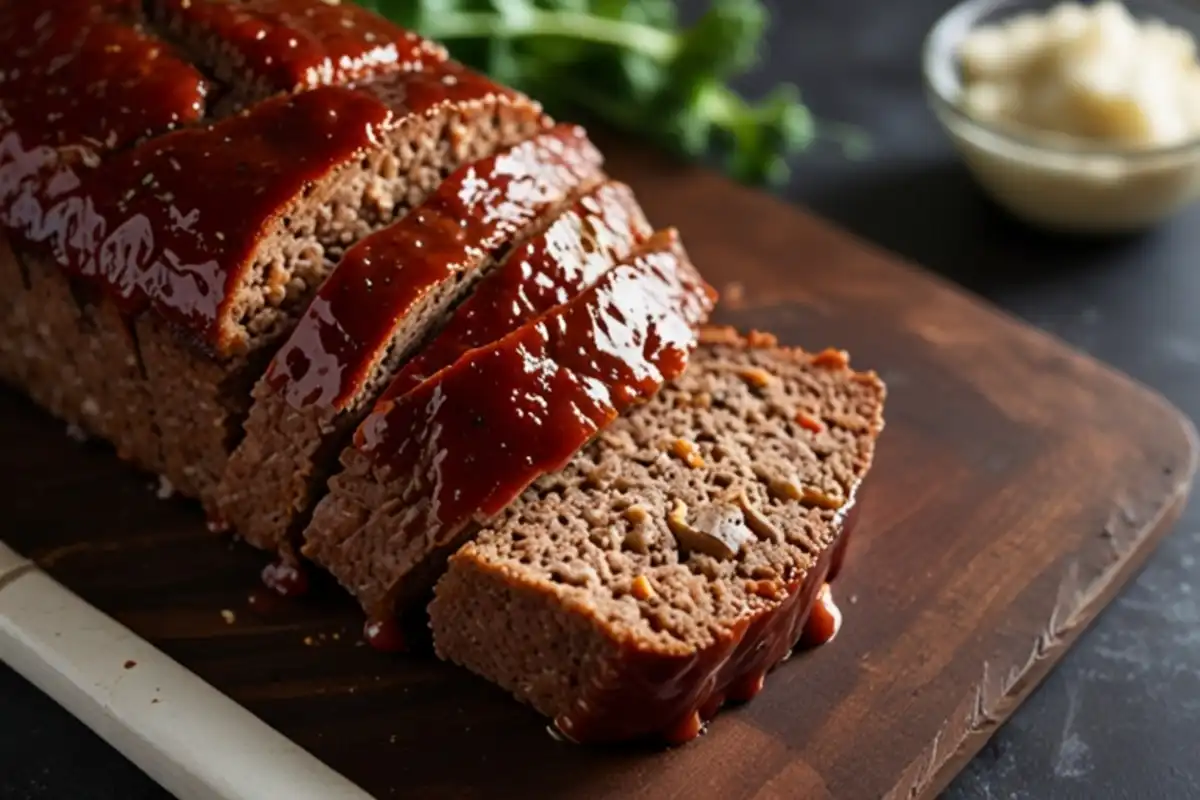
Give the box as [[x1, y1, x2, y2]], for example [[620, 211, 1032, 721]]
[[357, 0, 865, 184]]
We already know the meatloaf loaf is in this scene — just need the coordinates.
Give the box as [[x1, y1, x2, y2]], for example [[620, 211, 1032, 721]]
[[304, 229, 716, 619], [430, 327, 886, 743], [217, 124, 606, 555], [0, 0, 889, 747]]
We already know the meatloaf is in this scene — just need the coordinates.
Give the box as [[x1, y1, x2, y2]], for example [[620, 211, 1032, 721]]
[[1, 0, 546, 498], [217, 124, 606, 555], [304, 229, 716, 619], [0, 0, 889, 748], [430, 328, 886, 743]]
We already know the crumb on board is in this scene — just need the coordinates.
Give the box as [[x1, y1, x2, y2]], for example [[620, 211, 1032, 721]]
[[155, 475, 175, 500], [220, 609, 236, 624], [123, 660, 137, 670]]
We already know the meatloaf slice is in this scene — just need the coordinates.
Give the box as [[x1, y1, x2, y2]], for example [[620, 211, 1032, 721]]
[[383, 180, 653, 399], [303, 229, 716, 619], [146, 0, 448, 109], [217, 124, 605, 555], [429, 328, 886, 744]]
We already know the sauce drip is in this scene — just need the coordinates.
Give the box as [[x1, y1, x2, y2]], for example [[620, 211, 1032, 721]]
[[347, 230, 715, 614], [363, 618, 406, 653], [153, 0, 447, 95], [266, 124, 602, 409], [798, 584, 843, 648], [384, 181, 651, 399]]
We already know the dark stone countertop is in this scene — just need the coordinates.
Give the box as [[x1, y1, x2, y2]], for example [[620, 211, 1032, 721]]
[[3, 1, 1198, 798]]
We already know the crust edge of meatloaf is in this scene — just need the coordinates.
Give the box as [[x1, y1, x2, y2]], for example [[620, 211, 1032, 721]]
[[428, 327, 886, 743]]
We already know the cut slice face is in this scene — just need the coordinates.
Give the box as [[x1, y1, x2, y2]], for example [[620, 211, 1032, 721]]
[[217, 124, 607, 555], [429, 328, 887, 744], [303, 228, 716, 619]]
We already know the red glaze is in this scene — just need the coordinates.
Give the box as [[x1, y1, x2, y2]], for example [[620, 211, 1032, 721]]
[[363, 618, 406, 653], [552, 498, 861, 745], [799, 584, 843, 648], [5, 64, 516, 355], [383, 181, 651, 400], [349, 232, 714, 610], [0, 1, 209, 230], [265, 124, 603, 409], [152, 0, 447, 94], [261, 559, 310, 598], [0, 1, 209, 155]]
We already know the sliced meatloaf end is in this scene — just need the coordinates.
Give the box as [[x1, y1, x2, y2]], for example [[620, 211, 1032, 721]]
[[429, 328, 887, 744], [303, 229, 716, 619], [217, 124, 606, 555], [383, 180, 653, 399], [145, 0, 448, 110], [16, 64, 550, 499]]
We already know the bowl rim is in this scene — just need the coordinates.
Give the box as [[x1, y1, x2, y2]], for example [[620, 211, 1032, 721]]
[[922, 0, 1200, 162]]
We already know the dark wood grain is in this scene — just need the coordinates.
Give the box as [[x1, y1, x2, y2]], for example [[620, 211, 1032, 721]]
[[2, 153, 1195, 800]]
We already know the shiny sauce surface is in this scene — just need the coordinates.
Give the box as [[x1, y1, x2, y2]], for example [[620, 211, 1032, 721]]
[[5, 64, 513, 353], [0, 0, 210, 228], [0, 1, 209, 153], [266, 124, 603, 409], [355, 230, 715, 555], [152, 0, 447, 93], [384, 181, 651, 400]]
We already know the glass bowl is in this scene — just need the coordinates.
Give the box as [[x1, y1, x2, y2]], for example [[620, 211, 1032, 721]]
[[923, 0, 1200, 234]]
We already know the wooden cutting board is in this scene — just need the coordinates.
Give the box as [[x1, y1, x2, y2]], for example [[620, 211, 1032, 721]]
[[1, 151, 1195, 800]]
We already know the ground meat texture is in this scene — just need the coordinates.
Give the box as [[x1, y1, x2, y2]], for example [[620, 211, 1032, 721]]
[[303, 229, 715, 619], [429, 328, 886, 743], [217, 125, 605, 555]]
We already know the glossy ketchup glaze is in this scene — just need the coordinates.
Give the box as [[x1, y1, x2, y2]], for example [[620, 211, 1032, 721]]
[[265, 123, 602, 409], [348, 230, 715, 609], [383, 181, 651, 400], [555, 496, 861, 745], [0, 0, 210, 230], [0, 1, 210, 155], [6, 63, 516, 355], [150, 0, 447, 95]]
